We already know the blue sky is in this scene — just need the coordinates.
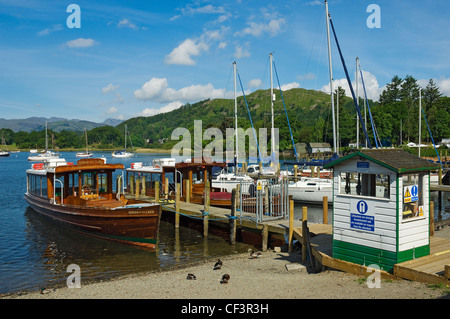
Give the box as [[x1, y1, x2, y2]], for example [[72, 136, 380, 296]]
[[0, 0, 449, 122]]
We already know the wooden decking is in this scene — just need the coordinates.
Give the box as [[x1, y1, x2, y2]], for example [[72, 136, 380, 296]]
[[160, 200, 450, 285]]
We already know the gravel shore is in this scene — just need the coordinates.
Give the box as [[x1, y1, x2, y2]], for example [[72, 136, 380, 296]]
[[5, 222, 450, 300]]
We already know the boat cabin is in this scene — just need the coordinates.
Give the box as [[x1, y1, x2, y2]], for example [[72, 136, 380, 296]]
[[324, 149, 440, 272], [27, 158, 128, 207]]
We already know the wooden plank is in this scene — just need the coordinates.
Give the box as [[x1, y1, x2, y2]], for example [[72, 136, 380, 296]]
[[394, 264, 450, 285], [445, 265, 450, 279]]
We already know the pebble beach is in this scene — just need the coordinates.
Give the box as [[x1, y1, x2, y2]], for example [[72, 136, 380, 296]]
[[4, 222, 450, 300]]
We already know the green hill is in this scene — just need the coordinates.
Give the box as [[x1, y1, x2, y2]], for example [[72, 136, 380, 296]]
[[119, 87, 354, 151]]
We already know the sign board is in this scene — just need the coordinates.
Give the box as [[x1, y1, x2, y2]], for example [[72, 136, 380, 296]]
[[403, 185, 418, 203], [357, 162, 370, 169], [350, 199, 374, 232], [257, 181, 262, 191]]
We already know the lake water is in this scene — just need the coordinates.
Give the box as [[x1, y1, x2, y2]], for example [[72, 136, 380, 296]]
[[0, 151, 448, 295]]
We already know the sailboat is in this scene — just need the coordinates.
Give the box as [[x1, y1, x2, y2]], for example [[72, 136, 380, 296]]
[[112, 124, 134, 158], [0, 133, 10, 157], [28, 122, 60, 161], [76, 128, 94, 158]]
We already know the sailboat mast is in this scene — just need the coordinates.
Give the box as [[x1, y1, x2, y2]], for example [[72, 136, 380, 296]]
[[270, 52, 275, 157], [45, 121, 48, 151], [233, 61, 239, 162], [325, 0, 337, 153], [419, 88, 422, 157], [356, 57, 360, 149], [124, 124, 127, 150]]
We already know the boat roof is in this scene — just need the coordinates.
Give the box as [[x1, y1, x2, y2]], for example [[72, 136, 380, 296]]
[[324, 149, 440, 173], [27, 158, 124, 175]]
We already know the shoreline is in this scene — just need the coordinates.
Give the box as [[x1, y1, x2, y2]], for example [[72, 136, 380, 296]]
[[4, 225, 450, 300]]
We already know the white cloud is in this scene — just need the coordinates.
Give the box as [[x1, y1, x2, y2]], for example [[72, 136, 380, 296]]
[[248, 78, 262, 88], [281, 82, 300, 91], [106, 107, 118, 114], [102, 83, 120, 94], [118, 18, 138, 30], [234, 18, 286, 38], [165, 38, 209, 65], [140, 101, 184, 117], [65, 38, 97, 48], [297, 72, 316, 81], [321, 70, 384, 101], [37, 24, 62, 36], [134, 77, 227, 103], [234, 44, 251, 58]]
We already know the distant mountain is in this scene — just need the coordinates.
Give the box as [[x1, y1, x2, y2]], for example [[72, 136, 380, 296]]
[[0, 117, 123, 132]]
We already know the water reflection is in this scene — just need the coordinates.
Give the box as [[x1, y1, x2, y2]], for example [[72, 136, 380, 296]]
[[10, 206, 253, 294]]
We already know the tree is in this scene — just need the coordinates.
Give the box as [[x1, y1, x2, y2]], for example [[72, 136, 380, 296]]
[[423, 79, 442, 112]]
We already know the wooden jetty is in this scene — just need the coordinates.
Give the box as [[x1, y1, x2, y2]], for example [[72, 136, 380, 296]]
[[157, 197, 450, 285]]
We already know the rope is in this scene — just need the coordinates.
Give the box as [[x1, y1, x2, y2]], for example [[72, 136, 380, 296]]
[[272, 58, 299, 161]]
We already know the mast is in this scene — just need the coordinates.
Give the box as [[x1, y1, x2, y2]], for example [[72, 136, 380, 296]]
[[124, 124, 127, 150], [45, 121, 48, 151], [270, 52, 275, 158], [233, 61, 238, 163], [325, 0, 337, 153], [419, 88, 422, 157], [356, 57, 359, 149], [84, 128, 89, 153]]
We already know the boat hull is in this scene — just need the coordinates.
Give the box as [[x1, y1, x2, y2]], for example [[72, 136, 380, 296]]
[[24, 193, 160, 248]]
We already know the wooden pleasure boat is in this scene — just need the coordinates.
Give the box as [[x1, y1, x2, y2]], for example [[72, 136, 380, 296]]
[[24, 158, 161, 248]]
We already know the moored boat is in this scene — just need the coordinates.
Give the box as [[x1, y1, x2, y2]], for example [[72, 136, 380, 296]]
[[24, 157, 160, 248]]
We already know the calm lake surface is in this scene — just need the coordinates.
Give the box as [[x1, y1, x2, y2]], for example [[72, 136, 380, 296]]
[[0, 151, 448, 295]]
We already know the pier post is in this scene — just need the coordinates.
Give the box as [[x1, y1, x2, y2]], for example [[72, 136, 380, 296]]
[[155, 181, 160, 203], [175, 182, 180, 229], [302, 206, 308, 262], [135, 178, 140, 199], [262, 224, 269, 252], [130, 175, 134, 194], [288, 199, 294, 253], [430, 201, 434, 237], [230, 188, 237, 245], [294, 165, 298, 180], [164, 177, 169, 200], [323, 196, 328, 224], [185, 178, 190, 203], [203, 180, 210, 237], [141, 175, 146, 196]]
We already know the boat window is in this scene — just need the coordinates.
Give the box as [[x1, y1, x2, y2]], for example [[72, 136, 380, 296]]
[[247, 167, 255, 173], [339, 172, 390, 199], [28, 174, 47, 198]]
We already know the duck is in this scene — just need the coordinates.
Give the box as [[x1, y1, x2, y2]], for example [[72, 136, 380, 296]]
[[248, 249, 262, 259], [40, 287, 55, 294], [213, 258, 223, 270], [220, 274, 230, 284], [186, 273, 196, 280]]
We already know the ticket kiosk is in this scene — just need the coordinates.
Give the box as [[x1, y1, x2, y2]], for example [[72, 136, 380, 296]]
[[324, 149, 439, 272]]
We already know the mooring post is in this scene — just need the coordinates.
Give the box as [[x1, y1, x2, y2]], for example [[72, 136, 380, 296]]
[[262, 224, 269, 252], [203, 180, 210, 237], [302, 206, 308, 262], [230, 188, 237, 245], [135, 178, 140, 200], [430, 201, 434, 237], [141, 175, 146, 196], [130, 175, 134, 194], [175, 182, 180, 229], [185, 178, 190, 203], [323, 196, 328, 224], [288, 199, 294, 253], [155, 180, 160, 203]]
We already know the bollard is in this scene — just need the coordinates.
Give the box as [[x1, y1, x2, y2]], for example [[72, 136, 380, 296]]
[[155, 181, 160, 203], [323, 196, 328, 224], [289, 199, 294, 253], [302, 206, 308, 262], [175, 182, 180, 229]]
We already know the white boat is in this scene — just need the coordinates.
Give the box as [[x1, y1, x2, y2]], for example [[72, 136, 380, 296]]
[[284, 177, 333, 204], [28, 121, 60, 161], [211, 170, 254, 193], [28, 150, 60, 161], [0, 133, 10, 157], [76, 128, 93, 158], [112, 124, 134, 158], [76, 152, 93, 158]]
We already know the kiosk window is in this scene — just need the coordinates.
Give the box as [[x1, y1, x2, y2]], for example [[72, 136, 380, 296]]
[[402, 173, 424, 220], [340, 172, 390, 199]]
